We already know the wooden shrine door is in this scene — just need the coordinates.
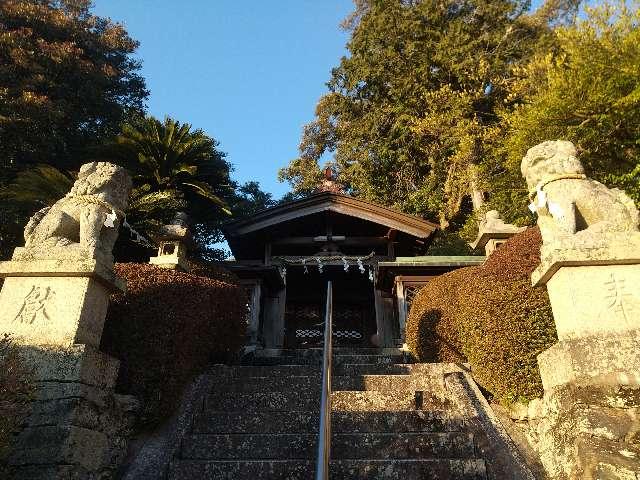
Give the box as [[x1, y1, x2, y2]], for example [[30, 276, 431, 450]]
[[283, 267, 376, 349]]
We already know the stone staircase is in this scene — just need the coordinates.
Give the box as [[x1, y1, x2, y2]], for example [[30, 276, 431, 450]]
[[167, 348, 494, 479]]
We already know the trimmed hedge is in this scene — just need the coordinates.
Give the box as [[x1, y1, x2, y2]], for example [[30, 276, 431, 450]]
[[101, 263, 247, 425], [406, 227, 557, 404], [406, 268, 469, 363]]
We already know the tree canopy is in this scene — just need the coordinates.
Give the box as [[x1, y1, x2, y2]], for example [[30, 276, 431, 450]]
[[99, 115, 235, 260], [280, 0, 640, 252], [493, 0, 640, 217], [0, 1, 273, 262], [0, 0, 148, 170], [279, 0, 556, 227]]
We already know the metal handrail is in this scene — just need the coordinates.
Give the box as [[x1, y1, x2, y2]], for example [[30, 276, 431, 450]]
[[315, 281, 333, 480]]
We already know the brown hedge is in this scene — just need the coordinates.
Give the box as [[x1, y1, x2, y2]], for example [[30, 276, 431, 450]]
[[405, 268, 469, 363], [406, 227, 557, 404], [101, 263, 246, 425]]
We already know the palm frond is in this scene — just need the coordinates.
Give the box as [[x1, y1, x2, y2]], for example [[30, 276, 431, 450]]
[[181, 181, 232, 215], [0, 165, 74, 207]]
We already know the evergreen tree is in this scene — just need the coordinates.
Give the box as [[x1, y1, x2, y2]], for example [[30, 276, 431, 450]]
[[0, 0, 148, 169], [104, 115, 235, 261], [492, 0, 640, 221], [279, 0, 555, 228]]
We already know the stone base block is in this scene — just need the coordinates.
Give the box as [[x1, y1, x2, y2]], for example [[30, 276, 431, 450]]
[[538, 330, 640, 391], [7, 385, 139, 479], [528, 383, 640, 479], [149, 254, 190, 272], [9, 425, 109, 470], [9, 464, 90, 480], [20, 343, 119, 389], [27, 396, 105, 430], [0, 259, 124, 348], [532, 233, 640, 286], [542, 263, 640, 341], [576, 434, 640, 479]]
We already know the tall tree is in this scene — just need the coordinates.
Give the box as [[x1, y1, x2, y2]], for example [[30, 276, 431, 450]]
[[492, 0, 640, 221], [0, 0, 148, 170], [280, 0, 578, 248], [104, 115, 235, 261]]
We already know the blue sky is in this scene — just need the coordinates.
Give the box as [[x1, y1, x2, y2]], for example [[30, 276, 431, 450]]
[[92, 1, 354, 200]]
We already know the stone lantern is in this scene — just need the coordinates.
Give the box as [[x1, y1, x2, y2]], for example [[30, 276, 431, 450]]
[[469, 210, 526, 256], [149, 212, 193, 272]]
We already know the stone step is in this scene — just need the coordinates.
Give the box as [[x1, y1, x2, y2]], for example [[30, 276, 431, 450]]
[[332, 391, 455, 412], [249, 354, 404, 367], [211, 364, 320, 378], [282, 347, 405, 356], [213, 375, 319, 393], [205, 389, 454, 413], [170, 458, 487, 479], [180, 432, 476, 460], [339, 363, 416, 376], [215, 374, 442, 394], [193, 410, 465, 435], [334, 374, 443, 392], [206, 391, 319, 412], [334, 354, 405, 366]]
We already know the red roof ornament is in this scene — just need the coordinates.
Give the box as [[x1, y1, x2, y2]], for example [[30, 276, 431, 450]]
[[317, 166, 345, 194]]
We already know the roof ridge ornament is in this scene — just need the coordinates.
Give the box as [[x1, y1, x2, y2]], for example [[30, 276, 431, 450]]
[[316, 166, 346, 194]]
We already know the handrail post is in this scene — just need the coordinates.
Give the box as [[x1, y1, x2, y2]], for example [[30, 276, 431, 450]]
[[315, 281, 333, 480]]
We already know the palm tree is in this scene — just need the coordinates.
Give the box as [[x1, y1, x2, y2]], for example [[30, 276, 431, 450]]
[[0, 164, 74, 208], [104, 115, 236, 260], [112, 115, 232, 217]]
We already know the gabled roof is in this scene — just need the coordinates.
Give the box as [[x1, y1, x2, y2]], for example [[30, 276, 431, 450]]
[[223, 192, 438, 239]]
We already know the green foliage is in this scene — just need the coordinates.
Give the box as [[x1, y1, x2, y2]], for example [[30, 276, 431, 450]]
[[101, 263, 247, 426], [493, 0, 640, 218], [407, 228, 557, 404], [0, 164, 73, 207], [280, 0, 559, 227], [98, 115, 238, 260], [406, 268, 469, 362], [0, 0, 146, 259], [112, 116, 232, 213], [231, 181, 277, 217], [0, 334, 34, 467], [0, 0, 147, 169]]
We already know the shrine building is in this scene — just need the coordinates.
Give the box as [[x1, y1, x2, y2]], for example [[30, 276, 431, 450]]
[[221, 191, 484, 352]]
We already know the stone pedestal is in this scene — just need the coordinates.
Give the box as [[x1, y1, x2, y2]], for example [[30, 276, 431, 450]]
[[538, 330, 640, 391], [531, 243, 640, 479], [533, 247, 640, 391], [0, 258, 124, 348], [0, 258, 137, 479]]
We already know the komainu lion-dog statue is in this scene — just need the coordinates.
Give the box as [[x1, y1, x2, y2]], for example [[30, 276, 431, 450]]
[[521, 140, 639, 248], [14, 162, 132, 264]]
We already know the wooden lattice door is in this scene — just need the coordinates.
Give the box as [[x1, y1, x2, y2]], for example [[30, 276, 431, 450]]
[[284, 302, 324, 348], [332, 302, 369, 346]]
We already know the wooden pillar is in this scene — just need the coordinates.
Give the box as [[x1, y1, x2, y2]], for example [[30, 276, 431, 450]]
[[240, 280, 262, 347], [374, 288, 396, 347], [264, 242, 272, 266], [262, 287, 286, 349], [395, 279, 407, 343]]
